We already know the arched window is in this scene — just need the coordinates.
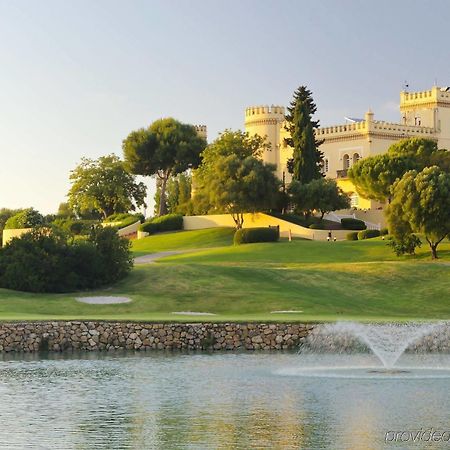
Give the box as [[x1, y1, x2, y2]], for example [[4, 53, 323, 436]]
[[343, 154, 350, 170], [353, 153, 360, 166]]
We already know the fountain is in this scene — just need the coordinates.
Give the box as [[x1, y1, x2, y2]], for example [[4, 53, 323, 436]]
[[277, 321, 450, 379]]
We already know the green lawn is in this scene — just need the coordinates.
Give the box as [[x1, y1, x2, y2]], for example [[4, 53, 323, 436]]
[[0, 227, 449, 322]]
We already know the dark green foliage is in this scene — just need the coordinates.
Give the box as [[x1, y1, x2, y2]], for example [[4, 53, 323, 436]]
[[387, 234, 422, 256], [284, 86, 324, 183], [288, 178, 350, 218], [309, 223, 324, 230], [341, 218, 367, 230], [139, 214, 183, 234], [87, 226, 133, 285], [234, 227, 280, 245], [5, 208, 43, 230], [267, 212, 342, 230], [51, 218, 98, 236], [0, 227, 132, 293], [346, 232, 359, 241], [357, 229, 381, 240], [123, 118, 207, 216], [380, 228, 389, 236]]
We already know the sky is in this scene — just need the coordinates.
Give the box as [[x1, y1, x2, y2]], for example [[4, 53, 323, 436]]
[[1, 0, 450, 214]]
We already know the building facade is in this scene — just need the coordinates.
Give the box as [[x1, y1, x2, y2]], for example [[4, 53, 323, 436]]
[[245, 86, 450, 209]]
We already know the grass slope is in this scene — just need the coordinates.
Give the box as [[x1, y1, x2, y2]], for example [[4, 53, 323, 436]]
[[0, 228, 448, 322]]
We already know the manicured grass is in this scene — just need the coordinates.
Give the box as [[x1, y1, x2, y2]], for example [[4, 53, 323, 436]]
[[0, 228, 448, 322], [131, 227, 235, 256]]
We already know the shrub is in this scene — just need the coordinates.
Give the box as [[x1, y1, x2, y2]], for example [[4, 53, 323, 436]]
[[234, 227, 279, 245], [88, 226, 133, 285], [139, 214, 183, 234], [51, 218, 98, 236], [341, 218, 366, 230], [309, 223, 324, 230], [387, 234, 422, 256], [380, 227, 389, 236], [4, 208, 43, 229], [0, 226, 133, 293], [346, 232, 359, 241], [357, 229, 381, 240]]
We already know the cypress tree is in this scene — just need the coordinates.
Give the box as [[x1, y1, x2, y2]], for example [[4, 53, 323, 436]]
[[285, 86, 324, 183]]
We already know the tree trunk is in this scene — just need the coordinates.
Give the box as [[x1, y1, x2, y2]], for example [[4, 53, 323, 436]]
[[231, 213, 244, 229], [430, 243, 438, 260], [158, 172, 170, 217]]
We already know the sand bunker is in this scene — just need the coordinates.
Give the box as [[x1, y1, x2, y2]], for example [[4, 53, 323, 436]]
[[76, 296, 132, 304], [171, 311, 217, 316]]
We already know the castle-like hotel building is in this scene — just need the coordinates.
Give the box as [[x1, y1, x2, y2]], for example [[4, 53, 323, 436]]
[[244, 86, 450, 208]]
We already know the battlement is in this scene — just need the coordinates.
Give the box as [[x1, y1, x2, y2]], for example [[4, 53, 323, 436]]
[[400, 86, 450, 109], [245, 105, 285, 118], [316, 118, 435, 139], [194, 125, 207, 139]]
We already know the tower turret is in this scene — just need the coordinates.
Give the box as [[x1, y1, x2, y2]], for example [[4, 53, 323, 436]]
[[244, 105, 285, 168]]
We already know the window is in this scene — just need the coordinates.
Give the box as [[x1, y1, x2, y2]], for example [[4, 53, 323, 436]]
[[352, 153, 360, 165], [343, 154, 350, 170]]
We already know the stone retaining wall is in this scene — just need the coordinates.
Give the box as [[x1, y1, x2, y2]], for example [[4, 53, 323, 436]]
[[0, 322, 315, 353]]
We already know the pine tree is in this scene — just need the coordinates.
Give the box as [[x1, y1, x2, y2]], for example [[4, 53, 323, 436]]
[[284, 86, 324, 183]]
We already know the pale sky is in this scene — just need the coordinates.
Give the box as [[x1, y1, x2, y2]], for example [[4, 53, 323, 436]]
[[1, 0, 449, 214]]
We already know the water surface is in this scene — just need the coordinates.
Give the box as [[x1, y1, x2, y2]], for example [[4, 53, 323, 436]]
[[0, 351, 449, 449]]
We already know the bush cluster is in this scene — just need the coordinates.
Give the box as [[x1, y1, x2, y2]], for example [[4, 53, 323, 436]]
[[346, 232, 359, 241], [341, 218, 367, 230], [309, 223, 324, 230], [387, 234, 422, 256], [234, 227, 280, 245], [357, 229, 381, 240], [0, 226, 133, 293], [52, 218, 98, 236], [380, 228, 389, 236], [139, 214, 183, 234], [4, 208, 43, 230]]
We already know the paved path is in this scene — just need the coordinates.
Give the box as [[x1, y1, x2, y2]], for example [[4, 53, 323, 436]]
[[134, 251, 185, 265]]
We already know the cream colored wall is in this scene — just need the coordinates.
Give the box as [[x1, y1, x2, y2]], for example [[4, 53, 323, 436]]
[[2, 228, 32, 246], [245, 106, 285, 175], [183, 213, 356, 241], [436, 106, 450, 149]]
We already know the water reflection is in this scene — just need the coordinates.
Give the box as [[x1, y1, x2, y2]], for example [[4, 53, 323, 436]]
[[0, 352, 447, 449]]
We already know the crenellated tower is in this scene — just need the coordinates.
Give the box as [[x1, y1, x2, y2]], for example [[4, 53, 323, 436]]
[[194, 124, 208, 141], [244, 105, 285, 177]]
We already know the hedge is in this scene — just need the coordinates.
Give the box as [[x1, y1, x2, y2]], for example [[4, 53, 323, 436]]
[[309, 223, 324, 230], [0, 226, 132, 293], [139, 214, 183, 234], [346, 232, 359, 241], [380, 227, 389, 236], [341, 218, 366, 230], [357, 229, 381, 240], [234, 227, 279, 245]]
